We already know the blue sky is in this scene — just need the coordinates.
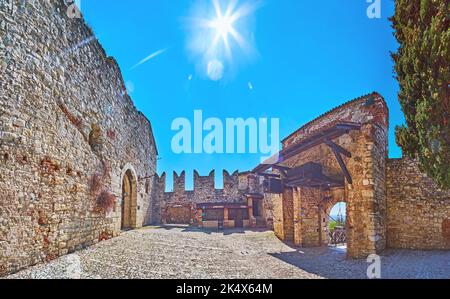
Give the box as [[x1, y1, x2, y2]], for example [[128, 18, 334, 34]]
[[81, 0, 402, 190]]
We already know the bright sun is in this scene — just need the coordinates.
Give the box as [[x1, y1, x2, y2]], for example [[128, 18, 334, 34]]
[[204, 0, 248, 59], [189, 0, 259, 80], [211, 15, 234, 42]]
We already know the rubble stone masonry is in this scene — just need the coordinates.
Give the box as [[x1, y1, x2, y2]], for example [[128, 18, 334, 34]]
[[386, 158, 450, 250], [153, 170, 269, 226], [0, 1, 157, 275]]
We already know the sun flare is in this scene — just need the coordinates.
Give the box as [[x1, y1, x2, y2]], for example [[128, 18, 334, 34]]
[[188, 0, 260, 80], [211, 14, 234, 42]]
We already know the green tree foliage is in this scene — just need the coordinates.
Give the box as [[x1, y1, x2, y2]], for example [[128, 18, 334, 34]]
[[391, 0, 450, 188]]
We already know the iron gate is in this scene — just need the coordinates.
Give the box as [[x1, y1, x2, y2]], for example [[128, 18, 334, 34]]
[[329, 226, 346, 245]]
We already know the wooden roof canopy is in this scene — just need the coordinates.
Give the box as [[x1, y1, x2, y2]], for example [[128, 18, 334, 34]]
[[253, 122, 362, 189], [198, 203, 249, 210]]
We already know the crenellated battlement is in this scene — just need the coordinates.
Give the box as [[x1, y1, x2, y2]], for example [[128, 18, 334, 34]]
[[151, 169, 265, 224], [154, 169, 244, 195], [154, 170, 263, 224]]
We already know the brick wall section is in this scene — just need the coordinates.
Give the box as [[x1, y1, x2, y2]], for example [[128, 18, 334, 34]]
[[386, 158, 450, 250], [0, 2, 157, 276]]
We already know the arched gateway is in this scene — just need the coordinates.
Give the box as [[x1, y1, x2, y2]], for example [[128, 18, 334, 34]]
[[121, 168, 138, 230], [253, 93, 389, 259]]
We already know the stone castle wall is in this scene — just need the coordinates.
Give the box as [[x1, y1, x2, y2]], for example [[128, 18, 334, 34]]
[[152, 170, 265, 224], [0, 1, 157, 275], [386, 158, 450, 250]]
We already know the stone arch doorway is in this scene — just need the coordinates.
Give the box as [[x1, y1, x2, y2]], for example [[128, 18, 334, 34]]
[[121, 169, 137, 230], [326, 201, 347, 246]]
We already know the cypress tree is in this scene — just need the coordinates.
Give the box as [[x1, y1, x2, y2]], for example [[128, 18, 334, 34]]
[[391, 0, 450, 188]]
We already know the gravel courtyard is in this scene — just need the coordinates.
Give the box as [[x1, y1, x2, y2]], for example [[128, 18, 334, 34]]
[[7, 226, 450, 279]]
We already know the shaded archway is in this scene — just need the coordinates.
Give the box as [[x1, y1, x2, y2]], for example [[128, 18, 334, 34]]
[[326, 201, 347, 247], [121, 169, 137, 230]]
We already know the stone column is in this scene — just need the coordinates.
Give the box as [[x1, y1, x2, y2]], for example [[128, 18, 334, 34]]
[[293, 188, 302, 246], [282, 188, 295, 242], [271, 193, 285, 240], [346, 124, 387, 258], [223, 207, 232, 228], [247, 197, 257, 228], [224, 207, 229, 221], [297, 187, 321, 247]]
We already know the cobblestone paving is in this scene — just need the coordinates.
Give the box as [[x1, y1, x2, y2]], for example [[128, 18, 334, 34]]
[[7, 227, 450, 279]]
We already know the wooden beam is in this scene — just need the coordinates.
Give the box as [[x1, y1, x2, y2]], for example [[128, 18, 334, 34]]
[[324, 139, 352, 158], [321, 175, 345, 187], [281, 130, 345, 161], [329, 145, 353, 184], [272, 165, 288, 178], [273, 165, 291, 171], [253, 122, 361, 173], [253, 130, 344, 173], [257, 172, 280, 179], [285, 176, 344, 188]]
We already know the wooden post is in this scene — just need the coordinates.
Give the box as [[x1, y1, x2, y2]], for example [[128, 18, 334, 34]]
[[248, 198, 253, 219], [224, 207, 229, 221], [197, 208, 203, 227], [247, 197, 257, 228]]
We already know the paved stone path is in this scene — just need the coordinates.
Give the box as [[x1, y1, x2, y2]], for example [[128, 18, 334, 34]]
[[6, 227, 450, 279]]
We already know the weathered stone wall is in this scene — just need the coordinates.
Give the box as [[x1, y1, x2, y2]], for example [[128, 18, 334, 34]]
[[153, 170, 260, 224], [386, 158, 450, 250], [0, 1, 157, 276]]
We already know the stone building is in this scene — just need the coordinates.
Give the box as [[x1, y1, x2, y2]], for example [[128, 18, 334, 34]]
[[0, 1, 157, 275], [253, 93, 450, 259]]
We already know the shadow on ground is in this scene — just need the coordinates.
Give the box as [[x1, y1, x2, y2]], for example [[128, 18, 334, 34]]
[[270, 246, 450, 279], [269, 246, 368, 279], [156, 224, 270, 236]]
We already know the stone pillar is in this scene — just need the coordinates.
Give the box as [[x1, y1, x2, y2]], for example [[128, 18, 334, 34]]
[[293, 188, 302, 246], [346, 124, 387, 258], [248, 198, 253, 218], [271, 193, 285, 240], [224, 207, 229, 221], [318, 201, 325, 246], [247, 197, 257, 228], [318, 201, 328, 246], [223, 207, 232, 228], [282, 188, 295, 242], [297, 187, 321, 247]]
